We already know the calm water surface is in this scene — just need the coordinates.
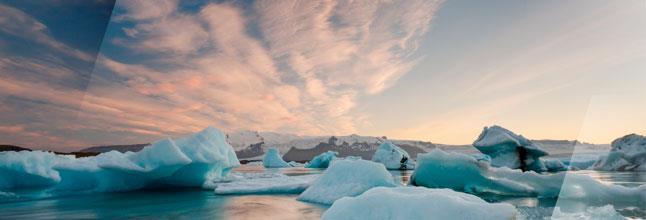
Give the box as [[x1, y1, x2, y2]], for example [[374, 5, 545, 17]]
[[0, 166, 643, 219]]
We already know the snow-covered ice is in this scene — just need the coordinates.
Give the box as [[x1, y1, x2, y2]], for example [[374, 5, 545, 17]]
[[210, 172, 320, 194], [262, 147, 292, 168], [0, 127, 240, 192], [550, 205, 626, 220], [473, 125, 548, 172], [297, 159, 396, 205], [322, 186, 517, 220], [593, 134, 646, 171], [305, 151, 338, 168], [410, 149, 645, 205], [371, 142, 415, 170]]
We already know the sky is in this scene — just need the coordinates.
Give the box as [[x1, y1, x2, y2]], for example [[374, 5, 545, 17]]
[[0, 0, 644, 151]]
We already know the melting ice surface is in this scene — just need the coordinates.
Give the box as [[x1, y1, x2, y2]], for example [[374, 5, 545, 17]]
[[298, 159, 397, 205], [322, 186, 517, 220], [0, 127, 240, 192]]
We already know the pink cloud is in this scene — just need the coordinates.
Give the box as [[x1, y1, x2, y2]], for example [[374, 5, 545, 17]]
[[1, 0, 444, 149]]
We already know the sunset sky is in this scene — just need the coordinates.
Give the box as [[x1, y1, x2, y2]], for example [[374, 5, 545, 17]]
[[1, 0, 644, 151]]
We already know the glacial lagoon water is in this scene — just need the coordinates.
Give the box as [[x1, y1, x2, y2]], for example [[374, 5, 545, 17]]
[[0, 166, 643, 219]]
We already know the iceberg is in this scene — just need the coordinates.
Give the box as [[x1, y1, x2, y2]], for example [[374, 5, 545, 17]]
[[211, 172, 320, 194], [593, 134, 646, 171], [410, 150, 645, 205], [542, 158, 568, 172], [262, 147, 292, 168], [0, 127, 240, 192], [0, 151, 71, 188], [322, 187, 517, 220], [473, 125, 548, 172], [371, 142, 415, 170], [297, 159, 396, 205], [304, 151, 338, 168]]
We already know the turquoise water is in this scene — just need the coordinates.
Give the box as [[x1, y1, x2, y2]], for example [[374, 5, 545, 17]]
[[0, 166, 643, 219]]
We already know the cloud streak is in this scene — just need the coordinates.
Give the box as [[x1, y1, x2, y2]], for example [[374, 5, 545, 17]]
[[0, 0, 443, 150], [0, 4, 93, 61], [88, 1, 444, 136]]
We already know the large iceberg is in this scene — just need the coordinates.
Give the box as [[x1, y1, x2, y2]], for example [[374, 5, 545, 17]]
[[322, 187, 517, 220], [0, 127, 240, 192], [0, 151, 71, 188], [210, 172, 320, 194], [371, 142, 415, 170], [304, 151, 338, 168], [410, 149, 645, 205], [473, 125, 548, 172], [297, 159, 396, 205], [262, 147, 292, 168], [593, 134, 646, 171]]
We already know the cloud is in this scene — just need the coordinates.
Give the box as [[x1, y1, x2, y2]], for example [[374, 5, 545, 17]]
[[85, 0, 443, 138], [0, 0, 443, 149], [0, 4, 93, 61]]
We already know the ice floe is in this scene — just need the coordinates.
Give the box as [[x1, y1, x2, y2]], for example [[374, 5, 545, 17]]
[[298, 159, 396, 205], [371, 142, 415, 170], [593, 134, 646, 171], [550, 205, 626, 220], [210, 172, 320, 194], [474, 125, 548, 172], [322, 186, 517, 220], [262, 147, 293, 168], [0, 127, 240, 192], [410, 149, 645, 205], [304, 151, 338, 168]]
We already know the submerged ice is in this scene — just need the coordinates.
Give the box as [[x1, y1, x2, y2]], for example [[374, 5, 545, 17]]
[[322, 187, 517, 220], [0, 127, 240, 192], [262, 148, 293, 168], [473, 125, 548, 172], [593, 134, 646, 171], [371, 142, 415, 170], [410, 149, 645, 206], [298, 159, 396, 205]]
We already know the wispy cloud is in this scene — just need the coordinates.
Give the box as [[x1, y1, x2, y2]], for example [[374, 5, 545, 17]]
[[85, 0, 444, 138], [0, 4, 93, 61], [0, 1, 443, 149]]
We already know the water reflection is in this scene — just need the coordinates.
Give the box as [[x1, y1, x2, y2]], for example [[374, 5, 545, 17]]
[[224, 195, 325, 220], [0, 189, 228, 219], [571, 170, 646, 187], [388, 169, 413, 185]]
